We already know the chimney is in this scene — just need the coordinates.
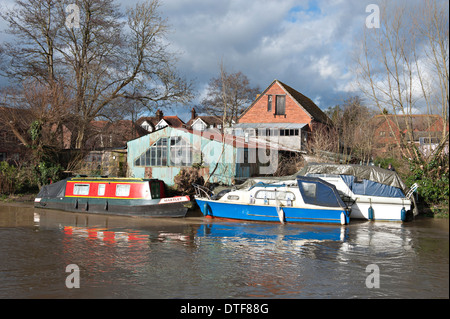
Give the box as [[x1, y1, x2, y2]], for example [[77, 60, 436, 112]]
[[156, 109, 164, 121], [191, 107, 197, 120]]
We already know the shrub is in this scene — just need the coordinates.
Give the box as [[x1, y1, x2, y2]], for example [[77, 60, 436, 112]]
[[173, 168, 204, 196]]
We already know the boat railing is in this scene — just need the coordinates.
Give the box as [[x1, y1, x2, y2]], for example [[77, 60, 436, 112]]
[[405, 183, 419, 199], [193, 184, 213, 200]]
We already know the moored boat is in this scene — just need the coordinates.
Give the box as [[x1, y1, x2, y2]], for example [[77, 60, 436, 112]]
[[194, 176, 351, 225], [34, 176, 190, 218], [299, 164, 417, 222]]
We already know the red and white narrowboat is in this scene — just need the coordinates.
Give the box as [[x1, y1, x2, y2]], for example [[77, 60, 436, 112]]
[[34, 176, 191, 218]]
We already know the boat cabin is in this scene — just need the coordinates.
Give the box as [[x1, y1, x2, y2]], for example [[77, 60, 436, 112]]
[[65, 177, 166, 200]]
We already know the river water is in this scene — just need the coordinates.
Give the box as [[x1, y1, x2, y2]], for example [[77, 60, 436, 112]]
[[0, 202, 448, 299]]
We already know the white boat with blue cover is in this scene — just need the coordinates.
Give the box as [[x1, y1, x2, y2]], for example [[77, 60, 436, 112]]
[[299, 164, 418, 222], [194, 176, 351, 225]]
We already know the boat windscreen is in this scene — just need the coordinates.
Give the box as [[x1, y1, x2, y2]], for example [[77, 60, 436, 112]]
[[296, 176, 346, 208]]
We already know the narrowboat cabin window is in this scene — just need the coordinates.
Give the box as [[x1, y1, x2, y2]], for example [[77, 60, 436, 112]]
[[73, 184, 90, 195], [98, 184, 106, 196], [116, 184, 131, 197]]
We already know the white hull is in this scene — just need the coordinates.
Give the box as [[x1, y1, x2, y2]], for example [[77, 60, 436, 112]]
[[311, 175, 414, 222], [349, 197, 412, 221]]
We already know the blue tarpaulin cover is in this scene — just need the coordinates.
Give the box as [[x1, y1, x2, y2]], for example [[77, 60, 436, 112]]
[[340, 175, 405, 198]]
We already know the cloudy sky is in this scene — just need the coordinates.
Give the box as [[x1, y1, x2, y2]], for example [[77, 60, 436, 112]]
[[0, 0, 390, 120], [157, 0, 373, 115]]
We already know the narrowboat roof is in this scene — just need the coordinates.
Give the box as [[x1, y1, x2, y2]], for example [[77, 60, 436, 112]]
[[68, 176, 161, 183]]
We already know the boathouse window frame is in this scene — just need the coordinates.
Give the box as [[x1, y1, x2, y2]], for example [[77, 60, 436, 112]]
[[134, 136, 192, 167], [169, 136, 192, 166], [73, 184, 90, 196]]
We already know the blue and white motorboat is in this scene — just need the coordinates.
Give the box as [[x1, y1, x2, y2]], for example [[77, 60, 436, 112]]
[[194, 176, 351, 225]]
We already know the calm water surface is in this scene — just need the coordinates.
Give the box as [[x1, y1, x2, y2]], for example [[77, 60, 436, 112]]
[[0, 203, 448, 299]]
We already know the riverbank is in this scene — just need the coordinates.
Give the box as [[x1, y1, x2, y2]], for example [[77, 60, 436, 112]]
[[0, 193, 37, 203]]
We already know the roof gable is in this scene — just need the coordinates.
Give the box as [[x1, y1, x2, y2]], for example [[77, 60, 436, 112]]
[[276, 80, 331, 124], [238, 79, 331, 124]]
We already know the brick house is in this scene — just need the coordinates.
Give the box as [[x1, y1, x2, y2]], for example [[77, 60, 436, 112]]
[[372, 114, 449, 158], [233, 79, 332, 151]]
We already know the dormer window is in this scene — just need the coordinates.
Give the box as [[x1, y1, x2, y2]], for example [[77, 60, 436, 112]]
[[155, 119, 168, 130], [141, 120, 152, 132]]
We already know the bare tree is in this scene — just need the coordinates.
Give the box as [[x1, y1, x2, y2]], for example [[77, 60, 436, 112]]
[[353, 0, 448, 162], [0, 0, 193, 149], [200, 63, 260, 127]]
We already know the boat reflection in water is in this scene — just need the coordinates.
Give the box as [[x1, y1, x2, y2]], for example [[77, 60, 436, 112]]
[[196, 221, 349, 246], [36, 208, 201, 248]]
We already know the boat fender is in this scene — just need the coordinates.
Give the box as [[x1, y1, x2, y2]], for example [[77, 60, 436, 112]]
[[401, 207, 406, 222], [368, 206, 374, 221], [340, 212, 347, 225], [104, 200, 108, 211], [203, 202, 209, 216]]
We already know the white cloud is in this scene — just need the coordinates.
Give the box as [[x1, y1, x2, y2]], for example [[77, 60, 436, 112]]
[[0, 0, 380, 110]]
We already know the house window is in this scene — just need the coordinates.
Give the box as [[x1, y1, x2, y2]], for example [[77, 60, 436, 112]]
[[279, 129, 299, 136], [73, 184, 90, 196], [268, 95, 272, 112], [141, 121, 152, 132], [192, 121, 206, 131], [275, 95, 285, 115], [134, 137, 192, 167], [155, 120, 168, 130]]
